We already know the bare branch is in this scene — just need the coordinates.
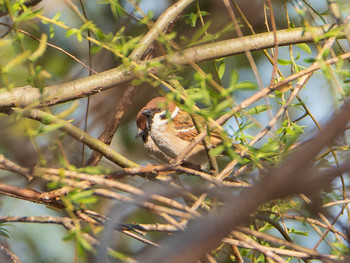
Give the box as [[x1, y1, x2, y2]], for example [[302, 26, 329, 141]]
[[0, 183, 64, 209], [0, 244, 21, 263], [0, 154, 32, 180], [35, 167, 200, 216]]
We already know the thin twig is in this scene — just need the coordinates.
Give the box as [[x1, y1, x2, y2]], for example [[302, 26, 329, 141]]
[[0, 154, 32, 180]]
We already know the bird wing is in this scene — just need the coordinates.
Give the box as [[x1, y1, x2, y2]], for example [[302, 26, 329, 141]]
[[173, 111, 199, 142], [173, 111, 223, 146]]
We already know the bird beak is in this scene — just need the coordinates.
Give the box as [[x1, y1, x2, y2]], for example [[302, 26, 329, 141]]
[[135, 128, 144, 139], [142, 109, 153, 117]]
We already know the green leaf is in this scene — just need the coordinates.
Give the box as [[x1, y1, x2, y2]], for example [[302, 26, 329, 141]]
[[76, 32, 83, 42], [304, 57, 317, 63], [322, 48, 330, 59], [65, 29, 79, 38], [33, 122, 66, 136], [215, 99, 232, 112], [234, 81, 258, 91], [218, 60, 225, 79], [296, 43, 311, 54], [40, 114, 53, 125], [52, 12, 61, 21], [209, 144, 225, 156], [291, 122, 305, 133], [108, 0, 125, 18], [315, 26, 343, 41], [70, 189, 97, 205], [108, 250, 130, 261], [64, 230, 93, 255], [147, 10, 154, 19], [277, 58, 292, 65], [0, 224, 11, 238], [277, 121, 305, 151], [15, 8, 43, 22], [230, 69, 239, 86], [48, 24, 55, 38], [245, 105, 272, 115], [77, 234, 93, 252], [131, 78, 145, 85], [258, 140, 280, 155], [47, 181, 60, 190], [75, 166, 110, 175], [331, 242, 349, 255], [190, 20, 212, 44], [289, 228, 309, 236], [0, 229, 10, 238], [337, 70, 350, 78], [184, 12, 198, 27], [62, 231, 75, 241]]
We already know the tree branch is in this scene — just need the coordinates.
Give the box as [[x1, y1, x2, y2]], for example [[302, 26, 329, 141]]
[[0, 183, 65, 209], [0, 154, 32, 180], [0, 25, 345, 109], [0, 244, 21, 263]]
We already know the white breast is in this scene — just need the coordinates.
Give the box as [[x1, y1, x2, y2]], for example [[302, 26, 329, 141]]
[[150, 107, 189, 158]]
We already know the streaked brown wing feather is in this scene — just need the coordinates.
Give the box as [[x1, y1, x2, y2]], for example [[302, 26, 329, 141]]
[[176, 128, 199, 141], [173, 110, 195, 129], [173, 111, 223, 145], [209, 130, 223, 147]]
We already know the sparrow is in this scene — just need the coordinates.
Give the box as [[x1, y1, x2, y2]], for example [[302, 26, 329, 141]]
[[136, 97, 223, 167]]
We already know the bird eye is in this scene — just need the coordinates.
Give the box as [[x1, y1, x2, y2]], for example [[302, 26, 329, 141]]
[[159, 110, 167, 119]]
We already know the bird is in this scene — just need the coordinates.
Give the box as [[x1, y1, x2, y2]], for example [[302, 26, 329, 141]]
[[136, 97, 223, 168]]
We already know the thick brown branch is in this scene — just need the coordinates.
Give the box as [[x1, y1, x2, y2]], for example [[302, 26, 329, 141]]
[[0, 183, 64, 209], [0, 25, 346, 110]]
